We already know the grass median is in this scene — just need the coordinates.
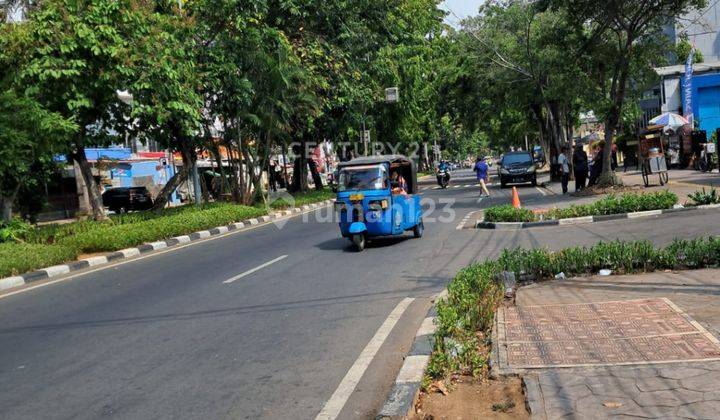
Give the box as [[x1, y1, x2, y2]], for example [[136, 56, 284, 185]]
[[0, 188, 335, 278], [427, 236, 720, 381]]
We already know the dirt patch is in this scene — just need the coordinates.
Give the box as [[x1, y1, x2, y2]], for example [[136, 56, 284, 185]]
[[571, 184, 642, 197], [411, 376, 528, 420]]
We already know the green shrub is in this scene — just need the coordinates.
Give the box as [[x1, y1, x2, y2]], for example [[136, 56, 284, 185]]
[[484, 205, 535, 223], [269, 188, 335, 209], [484, 191, 678, 223], [688, 188, 720, 206], [0, 219, 33, 243], [430, 262, 503, 378], [0, 242, 79, 277], [546, 191, 677, 220], [61, 204, 265, 253]]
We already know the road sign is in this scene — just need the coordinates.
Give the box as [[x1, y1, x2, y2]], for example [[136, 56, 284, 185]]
[[385, 87, 399, 104]]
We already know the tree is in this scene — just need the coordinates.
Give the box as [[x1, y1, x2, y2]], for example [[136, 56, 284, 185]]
[[0, 10, 77, 222], [551, 0, 707, 184], [0, 91, 77, 222], [439, 2, 587, 166], [125, 1, 204, 210], [18, 0, 156, 220]]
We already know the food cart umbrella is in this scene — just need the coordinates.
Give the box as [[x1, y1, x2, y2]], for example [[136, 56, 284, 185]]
[[649, 112, 690, 130]]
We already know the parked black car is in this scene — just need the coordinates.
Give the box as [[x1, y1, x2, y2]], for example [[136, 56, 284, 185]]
[[101, 187, 154, 213], [498, 151, 537, 187]]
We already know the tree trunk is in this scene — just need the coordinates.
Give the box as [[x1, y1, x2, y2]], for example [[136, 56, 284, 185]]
[[152, 141, 193, 210], [290, 135, 309, 192], [1, 193, 16, 224], [72, 147, 108, 221], [599, 59, 632, 185], [308, 154, 324, 191]]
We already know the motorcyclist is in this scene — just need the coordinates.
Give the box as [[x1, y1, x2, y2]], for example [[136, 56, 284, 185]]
[[436, 160, 451, 187]]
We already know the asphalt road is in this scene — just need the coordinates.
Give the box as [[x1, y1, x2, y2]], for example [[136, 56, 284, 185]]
[[1, 169, 718, 420]]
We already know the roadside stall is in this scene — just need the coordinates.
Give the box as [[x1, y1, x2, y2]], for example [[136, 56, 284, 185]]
[[638, 125, 669, 187]]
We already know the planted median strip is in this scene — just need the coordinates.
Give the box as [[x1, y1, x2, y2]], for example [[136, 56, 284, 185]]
[[483, 191, 679, 224]]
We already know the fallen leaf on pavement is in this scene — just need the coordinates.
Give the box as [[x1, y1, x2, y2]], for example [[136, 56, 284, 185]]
[[603, 401, 623, 408]]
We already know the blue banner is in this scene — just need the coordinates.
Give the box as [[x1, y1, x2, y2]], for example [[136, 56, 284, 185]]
[[684, 48, 695, 125]]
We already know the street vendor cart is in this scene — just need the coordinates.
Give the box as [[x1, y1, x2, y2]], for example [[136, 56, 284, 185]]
[[639, 126, 669, 187]]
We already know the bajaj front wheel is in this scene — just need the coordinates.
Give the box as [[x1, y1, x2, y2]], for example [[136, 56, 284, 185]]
[[413, 219, 424, 238], [351, 234, 366, 252]]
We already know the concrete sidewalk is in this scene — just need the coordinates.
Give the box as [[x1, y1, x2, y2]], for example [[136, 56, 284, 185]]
[[514, 269, 720, 419]]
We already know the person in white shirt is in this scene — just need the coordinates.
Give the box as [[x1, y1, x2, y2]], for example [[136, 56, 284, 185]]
[[558, 146, 570, 194]]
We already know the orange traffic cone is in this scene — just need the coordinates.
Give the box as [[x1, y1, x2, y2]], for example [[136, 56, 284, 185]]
[[512, 187, 521, 209]]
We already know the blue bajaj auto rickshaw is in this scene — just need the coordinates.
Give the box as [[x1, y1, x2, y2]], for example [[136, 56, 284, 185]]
[[334, 155, 424, 251]]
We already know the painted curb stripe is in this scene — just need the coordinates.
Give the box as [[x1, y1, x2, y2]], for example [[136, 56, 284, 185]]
[[415, 317, 436, 337], [83, 256, 109, 267], [559, 216, 594, 225], [627, 209, 663, 219], [174, 235, 192, 244], [120, 248, 141, 258], [593, 213, 628, 222], [0, 277, 25, 291], [377, 310, 438, 419], [395, 355, 430, 383], [149, 241, 168, 251], [44, 265, 71, 277]]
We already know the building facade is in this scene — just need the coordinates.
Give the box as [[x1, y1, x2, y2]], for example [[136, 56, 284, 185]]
[[657, 62, 720, 136], [670, 2, 720, 62]]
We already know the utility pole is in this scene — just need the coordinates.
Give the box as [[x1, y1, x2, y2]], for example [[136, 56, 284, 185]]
[[525, 134, 529, 152]]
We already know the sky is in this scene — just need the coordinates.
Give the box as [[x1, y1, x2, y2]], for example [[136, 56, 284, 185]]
[[440, 0, 482, 26]]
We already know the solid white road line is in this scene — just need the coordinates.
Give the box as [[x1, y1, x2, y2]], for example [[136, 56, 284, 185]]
[[223, 255, 288, 284], [535, 187, 548, 196], [315, 297, 415, 420]]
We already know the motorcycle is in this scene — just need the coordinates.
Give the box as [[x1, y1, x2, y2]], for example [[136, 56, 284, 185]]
[[694, 143, 716, 173], [436, 169, 451, 189]]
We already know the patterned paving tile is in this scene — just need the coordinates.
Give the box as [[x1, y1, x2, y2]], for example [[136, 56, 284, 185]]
[[498, 298, 720, 369]]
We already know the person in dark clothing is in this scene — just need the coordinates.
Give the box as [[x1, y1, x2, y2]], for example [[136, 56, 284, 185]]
[[573, 146, 588, 192], [588, 145, 604, 187], [611, 143, 618, 171]]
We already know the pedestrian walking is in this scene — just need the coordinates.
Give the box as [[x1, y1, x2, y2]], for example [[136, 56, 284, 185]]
[[573, 145, 588, 192], [558, 146, 570, 194], [474, 156, 491, 197]]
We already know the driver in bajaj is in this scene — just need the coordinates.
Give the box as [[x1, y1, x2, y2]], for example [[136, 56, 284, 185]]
[[390, 171, 408, 195]]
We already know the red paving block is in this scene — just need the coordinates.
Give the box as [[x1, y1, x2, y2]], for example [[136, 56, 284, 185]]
[[499, 298, 720, 368]]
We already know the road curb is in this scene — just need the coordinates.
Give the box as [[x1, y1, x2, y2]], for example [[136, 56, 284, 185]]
[[475, 204, 720, 230], [377, 296, 444, 419], [0, 199, 335, 293]]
